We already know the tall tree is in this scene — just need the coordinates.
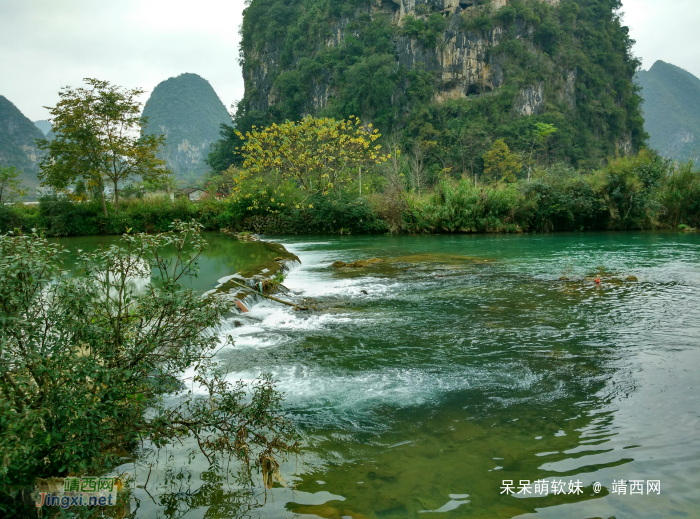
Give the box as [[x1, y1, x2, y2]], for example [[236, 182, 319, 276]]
[[454, 123, 491, 186], [37, 78, 169, 215], [528, 123, 558, 177]]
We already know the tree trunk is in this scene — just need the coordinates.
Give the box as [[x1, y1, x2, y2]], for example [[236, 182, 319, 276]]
[[99, 180, 108, 217], [114, 180, 120, 214]]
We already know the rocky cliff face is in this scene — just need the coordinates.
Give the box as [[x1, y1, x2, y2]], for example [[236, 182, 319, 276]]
[[235, 0, 646, 167], [244, 0, 567, 113]]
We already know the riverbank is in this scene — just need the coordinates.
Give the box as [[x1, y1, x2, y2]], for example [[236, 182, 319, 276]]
[[3, 193, 696, 238], [2, 152, 699, 237]]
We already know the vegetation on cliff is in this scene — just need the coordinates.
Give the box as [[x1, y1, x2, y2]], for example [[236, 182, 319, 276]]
[[215, 0, 646, 176], [142, 73, 233, 181], [0, 95, 45, 191]]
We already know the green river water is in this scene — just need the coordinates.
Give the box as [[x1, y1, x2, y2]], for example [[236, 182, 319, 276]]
[[54, 231, 700, 519]]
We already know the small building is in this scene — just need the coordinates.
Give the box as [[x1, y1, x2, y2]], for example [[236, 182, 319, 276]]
[[180, 188, 207, 201], [36, 187, 56, 198], [36, 186, 75, 199]]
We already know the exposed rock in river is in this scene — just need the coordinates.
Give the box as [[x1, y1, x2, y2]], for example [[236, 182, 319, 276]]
[[332, 258, 384, 268]]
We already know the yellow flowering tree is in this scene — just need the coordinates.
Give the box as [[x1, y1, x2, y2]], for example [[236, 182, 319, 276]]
[[232, 116, 388, 208], [483, 139, 523, 183]]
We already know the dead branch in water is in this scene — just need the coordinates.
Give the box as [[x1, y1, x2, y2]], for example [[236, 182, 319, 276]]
[[227, 279, 308, 311]]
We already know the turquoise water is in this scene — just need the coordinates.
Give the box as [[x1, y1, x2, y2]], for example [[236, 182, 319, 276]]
[[48, 232, 281, 294], [114, 231, 699, 519]]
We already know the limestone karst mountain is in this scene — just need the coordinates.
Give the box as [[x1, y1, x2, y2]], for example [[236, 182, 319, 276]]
[[142, 73, 232, 182], [0, 95, 45, 189], [636, 60, 700, 163], [224, 0, 645, 170]]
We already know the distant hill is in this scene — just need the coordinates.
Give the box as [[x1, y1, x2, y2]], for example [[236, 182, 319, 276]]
[[34, 119, 56, 143], [34, 120, 52, 135], [0, 95, 45, 191], [142, 73, 232, 182], [637, 61, 700, 162]]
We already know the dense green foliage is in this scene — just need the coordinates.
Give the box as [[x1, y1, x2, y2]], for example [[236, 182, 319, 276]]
[[411, 152, 668, 233], [0, 96, 44, 190], [0, 223, 298, 516], [659, 161, 700, 228], [142, 73, 233, 179], [0, 195, 388, 237], [636, 60, 700, 162], [213, 0, 646, 174], [0, 166, 27, 204], [236, 0, 433, 132], [206, 123, 240, 173], [4, 149, 700, 237], [0, 197, 227, 236]]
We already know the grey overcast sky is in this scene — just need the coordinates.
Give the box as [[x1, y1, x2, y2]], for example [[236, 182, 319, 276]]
[[0, 0, 698, 122]]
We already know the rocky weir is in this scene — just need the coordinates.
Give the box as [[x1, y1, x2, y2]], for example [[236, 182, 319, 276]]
[[206, 231, 304, 312]]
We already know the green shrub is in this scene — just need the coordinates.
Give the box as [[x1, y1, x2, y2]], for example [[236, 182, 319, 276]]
[[496, 5, 517, 25], [661, 161, 700, 227], [0, 203, 39, 232], [415, 180, 522, 233], [0, 197, 236, 237], [592, 151, 665, 229], [406, 153, 685, 233]]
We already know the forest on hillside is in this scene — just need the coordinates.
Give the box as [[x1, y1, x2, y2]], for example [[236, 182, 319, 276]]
[[208, 0, 646, 177]]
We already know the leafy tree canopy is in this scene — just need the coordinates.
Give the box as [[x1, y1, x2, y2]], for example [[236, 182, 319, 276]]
[[0, 166, 28, 204], [483, 138, 523, 183], [0, 221, 299, 515], [38, 78, 170, 216], [231, 116, 388, 209]]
